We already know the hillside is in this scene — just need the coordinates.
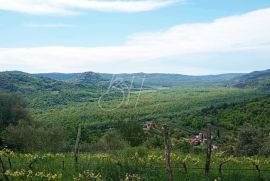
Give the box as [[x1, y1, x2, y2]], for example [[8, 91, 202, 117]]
[[36, 72, 107, 86], [198, 95, 270, 129], [0, 71, 102, 108], [0, 71, 75, 93], [230, 69, 270, 89], [2, 70, 270, 175], [36, 69, 270, 89], [69, 72, 109, 87], [2, 69, 270, 109], [35, 73, 81, 81], [35, 72, 242, 88], [29, 69, 270, 147]]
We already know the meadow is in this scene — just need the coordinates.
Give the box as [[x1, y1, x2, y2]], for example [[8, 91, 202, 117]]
[[1, 148, 270, 181]]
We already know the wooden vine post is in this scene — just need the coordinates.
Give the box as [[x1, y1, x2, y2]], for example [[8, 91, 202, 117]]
[[144, 122, 173, 181], [74, 124, 81, 172], [0, 156, 9, 181], [163, 125, 173, 181], [205, 124, 212, 176]]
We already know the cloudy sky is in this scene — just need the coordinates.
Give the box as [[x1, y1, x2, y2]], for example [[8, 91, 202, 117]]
[[0, 0, 270, 75]]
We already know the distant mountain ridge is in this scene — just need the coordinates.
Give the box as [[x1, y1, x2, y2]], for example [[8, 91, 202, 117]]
[[35, 72, 243, 88], [71, 72, 107, 86], [0, 71, 102, 108], [230, 69, 270, 89], [0, 71, 68, 93], [35, 72, 81, 80], [1, 69, 270, 108], [3, 69, 270, 90]]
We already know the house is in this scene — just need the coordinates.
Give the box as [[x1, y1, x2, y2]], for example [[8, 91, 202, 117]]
[[185, 133, 218, 150], [185, 133, 206, 146], [143, 121, 156, 131]]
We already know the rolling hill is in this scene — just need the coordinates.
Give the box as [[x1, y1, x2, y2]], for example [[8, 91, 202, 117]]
[[230, 69, 270, 89], [0, 71, 103, 108], [35, 72, 243, 88], [2, 69, 270, 153], [1, 69, 270, 109]]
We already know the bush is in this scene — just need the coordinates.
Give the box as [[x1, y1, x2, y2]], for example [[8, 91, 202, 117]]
[[144, 135, 163, 149], [0, 91, 31, 129], [236, 124, 261, 156], [174, 141, 192, 153], [117, 120, 145, 147], [2, 120, 68, 152], [89, 131, 127, 152], [260, 136, 270, 156]]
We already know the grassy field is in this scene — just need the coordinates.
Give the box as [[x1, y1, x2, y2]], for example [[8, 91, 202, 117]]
[[1, 148, 270, 181]]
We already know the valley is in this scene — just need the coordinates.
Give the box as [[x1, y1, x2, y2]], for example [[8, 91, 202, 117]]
[[0, 69, 270, 180]]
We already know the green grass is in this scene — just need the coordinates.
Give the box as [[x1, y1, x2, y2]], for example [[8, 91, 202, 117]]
[[1, 149, 270, 181]]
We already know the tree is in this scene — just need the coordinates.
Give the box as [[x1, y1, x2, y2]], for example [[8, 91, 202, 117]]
[[0, 91, 30, 129], [0, 91, 31, 147], [117, 120, 145, 147], [2, 120, 67, 152], [260, 135, 270, 156], [236, 123, 261, 156], [100, 131, 126, 150]]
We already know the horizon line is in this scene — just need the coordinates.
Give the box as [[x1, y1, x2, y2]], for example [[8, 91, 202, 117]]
[[1, 68, 269, 77]]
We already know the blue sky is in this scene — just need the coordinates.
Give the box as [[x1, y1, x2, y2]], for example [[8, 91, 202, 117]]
[[0, 0, 270, 75]]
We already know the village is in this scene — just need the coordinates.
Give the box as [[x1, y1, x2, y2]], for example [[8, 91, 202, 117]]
[[144, 121, 218, 150]]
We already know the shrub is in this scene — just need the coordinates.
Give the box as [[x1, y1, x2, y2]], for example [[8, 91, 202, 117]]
[[2, 120, 68, 152]]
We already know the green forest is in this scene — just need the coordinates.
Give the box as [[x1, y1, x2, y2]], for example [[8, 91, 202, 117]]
[[0, 70, 270, 180]]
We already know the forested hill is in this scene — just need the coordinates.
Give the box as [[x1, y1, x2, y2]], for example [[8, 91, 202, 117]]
[[0, 71, 77, 93], [230, 69, 270, 89], [99, 73, 242, 88], [1, 69, 270, 108], [35, 72, 81, 80], [36, 71, 107, 86], [36, 69, 270, 88], [197, 95, 270, 129], [1, 69, 270, 156], [36, 72, 242, 88], [0, 71, 102, 108]]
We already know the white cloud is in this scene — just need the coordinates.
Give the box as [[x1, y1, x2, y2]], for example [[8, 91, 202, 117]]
[[0, 0, 180, 15], [0, 8, 270, 74], [127, 8, 270, 56]]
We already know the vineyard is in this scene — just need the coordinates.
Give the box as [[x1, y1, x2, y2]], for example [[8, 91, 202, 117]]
[[0, 148, 270, 181]]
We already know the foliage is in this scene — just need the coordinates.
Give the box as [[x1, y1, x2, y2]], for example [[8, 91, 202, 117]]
[[0, 71, 102, 109], [2, 120, 68, 152], [236, 124, 261, 156], [73, 170, 102, 181], [230, 69, 270, 89], [117, 120, 145, 147], [1, 149, 270, 181], [0, 91, 30, 129], [90, 131, 127, 152], [4, 169, 62, 180]]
